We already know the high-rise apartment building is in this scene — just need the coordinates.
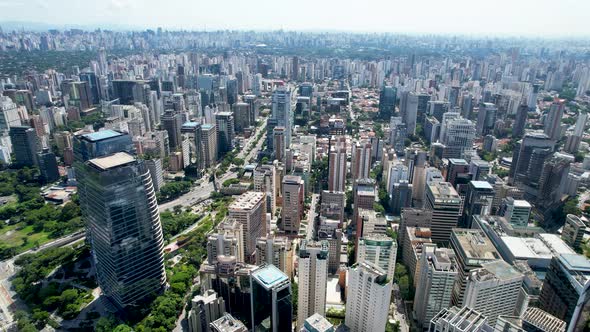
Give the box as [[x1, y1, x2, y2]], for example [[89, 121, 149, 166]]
[[425, 182, 462, 244], [357, 234, 397, 280], [282, 175, 304, 234], [345, 262, 392, 332], [351, 140, 372, 181], [228, 191, 266, 263], [544, 99, 565, 141], [255, 236, 293, 279], [400, 91, 419, 134], [413, 244, 458, 328], [297, 240, 329, 328], [201, 124, 218, 168], [254, 163, 278, 215], [328, 136, 347, 192], [463, 260, 524, 325], [188, 290, 226, 332]]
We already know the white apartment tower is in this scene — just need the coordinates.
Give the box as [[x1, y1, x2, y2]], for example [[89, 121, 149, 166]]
[[356, 234, 397, 280], [345, 262, 393, 332], [297, 240, 329, 329]]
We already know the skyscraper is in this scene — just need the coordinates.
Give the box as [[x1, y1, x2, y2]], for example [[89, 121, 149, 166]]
[[9, 126, 40, 166], [401, 91, 419, 134], [441, 117, 476, 159], [565, 112, 588, 153], [328, 136, 347, 192], [256, 236, 293, 279], [413, 244, 458, 328], [215, 111, 235, 157], [562, 214, 586, 251], [345, 262, 392, 332], [477, 102, 497, 136], [0, 96, 21, 133], [425, 182, 462, 244], [379, 85, 396, 119], [356, 234, 397, 280], [297, 240, 329, 328], [250, 264, 292, 332], [201, 124, 218, 168], [351, 140, 372, 181], [461, 181, 495, 228], [513, 104, 529, 138], [268, 87, 292, 150], [228, 191, 266, 263], [282, 175, 304, 234], [75, 131, 166, 309], [161, 109, 183, 150], [510, 131, 554, 190], [37, 148, 60, 182], [544, 99, 565, 141]]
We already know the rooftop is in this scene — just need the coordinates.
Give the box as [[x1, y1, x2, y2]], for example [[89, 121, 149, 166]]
[[470, 181, 493, 190], [88, 152, 135, 170], [229, 191, 265, 210], [479, 260, 524, 281], [181, 121, 200, 128], [252, 264, 289, 290], [202, 123, 215, 130], [304, 313, 334, 332], [81, 129, 122, 142], [210, 313, 248, 332], [428, 181, 461, 202], [538, 233, 576, 255], [452, 229, 500, 262]]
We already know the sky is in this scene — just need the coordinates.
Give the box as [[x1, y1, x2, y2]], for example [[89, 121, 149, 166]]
[[0, 0, 588, 37]]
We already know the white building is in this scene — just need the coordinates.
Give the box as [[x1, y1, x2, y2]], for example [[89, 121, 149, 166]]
[[463, 260, 524, 325], [297, 240, 329, 329], [413, 244, 458, 327], [188, 290, 226, 332], [345, 262, 392, 332], [356, 234, 397, 280]]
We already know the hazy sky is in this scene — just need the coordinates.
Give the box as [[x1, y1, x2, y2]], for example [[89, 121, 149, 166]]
[[0, 0, 588, 37]]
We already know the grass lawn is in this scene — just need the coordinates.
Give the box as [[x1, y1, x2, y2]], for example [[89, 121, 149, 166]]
[[0, 222, 51, 253]]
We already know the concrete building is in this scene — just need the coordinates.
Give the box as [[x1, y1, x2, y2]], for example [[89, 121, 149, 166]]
[[229, 191, 267, 263], [402, 227, 433, 285], [425, 182, 462, 244], [562, 214, 586, 251], [462, 181, 495, 228], [463, 260, 524, 325], [544, 99, 565, 141], [357, 234, 397, 280], [345, 262, 392, 332], [429, 306, 492, 332], [414, 244, 459, 328], [320, 190, 345, 225], [450, 229, 501, 307], [301, 313, 334, 332], [188, 290, 226, 332], [145, 158, 164, 192], [297, 240, 329, 328], [353, 178, 376, 238], [210, 313, 248, 332], [282, 175, 304, 234], [351, 141, 372, 180], [201, 123, 218, 168], [254, 163, 279, 215], [328, 136, 347, 192], [256, 236, 293, 279], [503, 198, 532, 227], [207, 220, 244, 265]]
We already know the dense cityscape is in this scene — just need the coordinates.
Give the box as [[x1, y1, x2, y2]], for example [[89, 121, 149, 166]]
[[0, 25, 589, 332]]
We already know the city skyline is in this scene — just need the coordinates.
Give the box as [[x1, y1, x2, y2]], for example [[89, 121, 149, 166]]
[[0, 0, 588, 37]]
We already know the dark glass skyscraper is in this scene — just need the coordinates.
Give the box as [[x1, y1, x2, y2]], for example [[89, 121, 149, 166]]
[[250, 264, 292, 332], [378, 85, 396, 119], [74, 130, 166, 310]]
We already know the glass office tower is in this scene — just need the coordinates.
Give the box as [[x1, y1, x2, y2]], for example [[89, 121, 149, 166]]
[[250, 264, 292, 332]]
